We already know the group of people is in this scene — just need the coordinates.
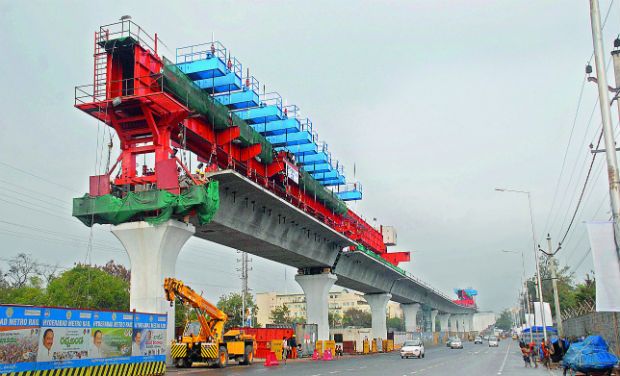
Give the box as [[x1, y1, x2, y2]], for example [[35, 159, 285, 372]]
[[519, 337, 568, 369], [281, 336, 297, 363], [280, 336, 344, 363]]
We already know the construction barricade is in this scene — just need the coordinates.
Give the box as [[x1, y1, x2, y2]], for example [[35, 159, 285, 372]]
[[0, 304, 166, 376], [270, 339, 283, 360]]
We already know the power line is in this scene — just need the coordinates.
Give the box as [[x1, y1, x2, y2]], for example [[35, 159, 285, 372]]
[[558, 131, 603, 247], [0, 161, 78, 193]]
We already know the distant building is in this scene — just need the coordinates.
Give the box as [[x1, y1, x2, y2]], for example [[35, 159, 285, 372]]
[[255, 290, 403, 327], [472, 312, 496, 332]]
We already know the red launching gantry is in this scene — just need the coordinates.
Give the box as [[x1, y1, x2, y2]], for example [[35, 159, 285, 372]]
[[74, 20, 410, 267]]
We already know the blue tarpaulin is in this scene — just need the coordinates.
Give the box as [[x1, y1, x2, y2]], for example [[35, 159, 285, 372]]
[[522, 326, 558, 333], [562, 335, 618, 372]]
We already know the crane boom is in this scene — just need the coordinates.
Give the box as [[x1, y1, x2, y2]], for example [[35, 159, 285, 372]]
[[163, 278, 255, 368], [164, 277, 227, 342]]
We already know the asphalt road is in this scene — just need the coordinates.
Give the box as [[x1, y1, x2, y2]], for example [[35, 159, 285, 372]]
[[167, 340, 559, 376]]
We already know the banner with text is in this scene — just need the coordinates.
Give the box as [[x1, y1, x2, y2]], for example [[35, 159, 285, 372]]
[[0, 305, 42, 373]]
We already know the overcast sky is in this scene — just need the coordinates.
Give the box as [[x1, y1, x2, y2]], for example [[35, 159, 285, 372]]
[[1, 1, 618, 313]]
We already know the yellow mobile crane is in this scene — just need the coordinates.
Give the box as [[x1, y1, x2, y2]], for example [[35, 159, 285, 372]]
[[164, 278, 255, 368]]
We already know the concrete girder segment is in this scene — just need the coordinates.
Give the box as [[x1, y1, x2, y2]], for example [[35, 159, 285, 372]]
[[196, 170, 354, 268]]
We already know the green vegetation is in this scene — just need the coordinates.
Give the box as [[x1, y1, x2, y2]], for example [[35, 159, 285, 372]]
[[525, 259, 596, 316], [216, 292, 259, 330], [387, 316, 405, 331], [0, 254, 129, 311], [269, 304, 293, 325], [342, 308, 372, 328], [495, 310, 513, 331]]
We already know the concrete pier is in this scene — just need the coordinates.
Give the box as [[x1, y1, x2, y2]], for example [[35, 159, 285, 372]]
[[364, 293, 392, 341], [295, 272, 337, 340], [402, 303, 421, 332], [111, 220, 195, 361]]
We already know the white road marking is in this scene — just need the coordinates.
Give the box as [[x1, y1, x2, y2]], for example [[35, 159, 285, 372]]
[[497, 341, 512, 375]]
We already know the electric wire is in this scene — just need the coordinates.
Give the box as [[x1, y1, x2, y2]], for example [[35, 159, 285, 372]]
[[542, 0, 616, 239], [558, 131, 603, 248]]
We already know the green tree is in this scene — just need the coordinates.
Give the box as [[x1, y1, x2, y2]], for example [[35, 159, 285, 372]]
[[573, 273, 596, 305], [0, 275, 47, 306], [387, 316, 404, 331], [342, 308, 372, 328], [329, 311, 342, 328], [496, 309, 513, 331], [270, 304, 292, 325], [46, 264, 129, 310], [216, 292, 258, 330]]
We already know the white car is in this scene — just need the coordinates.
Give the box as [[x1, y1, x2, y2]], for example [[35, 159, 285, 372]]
[[400, 340, 425, 359], [488, 336, 499, 347], [449, 338, 463, 349]]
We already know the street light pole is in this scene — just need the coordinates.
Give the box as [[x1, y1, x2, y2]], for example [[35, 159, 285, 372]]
[[495, 188, 547, 342], [502, 249, 533, 343]]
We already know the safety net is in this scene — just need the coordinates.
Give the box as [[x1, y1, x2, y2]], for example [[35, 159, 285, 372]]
[[73, 182, 219, 227], [161, 57, 274, 164], [298, 169, 347, 216], [355, 245, 407, 275]]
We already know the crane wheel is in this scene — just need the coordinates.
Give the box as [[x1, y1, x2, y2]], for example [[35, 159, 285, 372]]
[[217, 346, 228, 368], [241, 345, 253, 365]]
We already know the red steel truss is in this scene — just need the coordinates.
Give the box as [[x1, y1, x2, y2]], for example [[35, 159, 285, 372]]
[[74, 21, 409, 266]]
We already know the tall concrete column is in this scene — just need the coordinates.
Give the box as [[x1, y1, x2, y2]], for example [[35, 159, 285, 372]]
[[364, 293, 392, 341], [438, 313, 450, 332], [456, 315, 465, 336], [430, 310, 439, 332], [112, 220, 195, 361], [402, 303, 421, 332], [295, 273, 337, 340], [449, 315, 458, 334], [463, 314, 471, 333], [465, 314, 473, 333]]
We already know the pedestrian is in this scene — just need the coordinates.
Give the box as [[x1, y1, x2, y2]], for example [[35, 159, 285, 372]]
[[529, 341, 538, 368], [541, 340, 550, 368], [282, 336, 288, 364], [520, 343, 531, 367]]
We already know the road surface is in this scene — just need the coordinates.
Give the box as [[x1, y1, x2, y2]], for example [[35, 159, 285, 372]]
[[168, 340, 560, 376]]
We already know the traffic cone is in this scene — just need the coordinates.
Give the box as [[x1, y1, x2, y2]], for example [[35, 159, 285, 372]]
[[312, 349, 320, 360], [322, 349, 333, 361], [264, 351, 279, 367]]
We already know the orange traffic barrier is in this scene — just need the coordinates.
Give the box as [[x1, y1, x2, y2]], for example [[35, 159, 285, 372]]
[[264, 351, 279, 367]]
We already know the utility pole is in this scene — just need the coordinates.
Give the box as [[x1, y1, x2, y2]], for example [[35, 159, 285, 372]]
[[589, 0, 620, 263], [547, 234, 563, 337], [237, 251, 252, 327]]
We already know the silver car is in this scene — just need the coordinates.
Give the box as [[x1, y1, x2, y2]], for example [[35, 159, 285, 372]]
[[488, 336, 499, 347]]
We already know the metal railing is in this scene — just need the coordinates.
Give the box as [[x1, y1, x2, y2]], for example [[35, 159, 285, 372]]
[[348, 245, 459, 306], [176, 41, 227, 64], [98, 19, 161, 56], [283, 104, 299, 118], [75, 74, 165, 105], [259, 91, 283, 109], [242, 75, 260, 93], [337, 182, 363, 194]]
